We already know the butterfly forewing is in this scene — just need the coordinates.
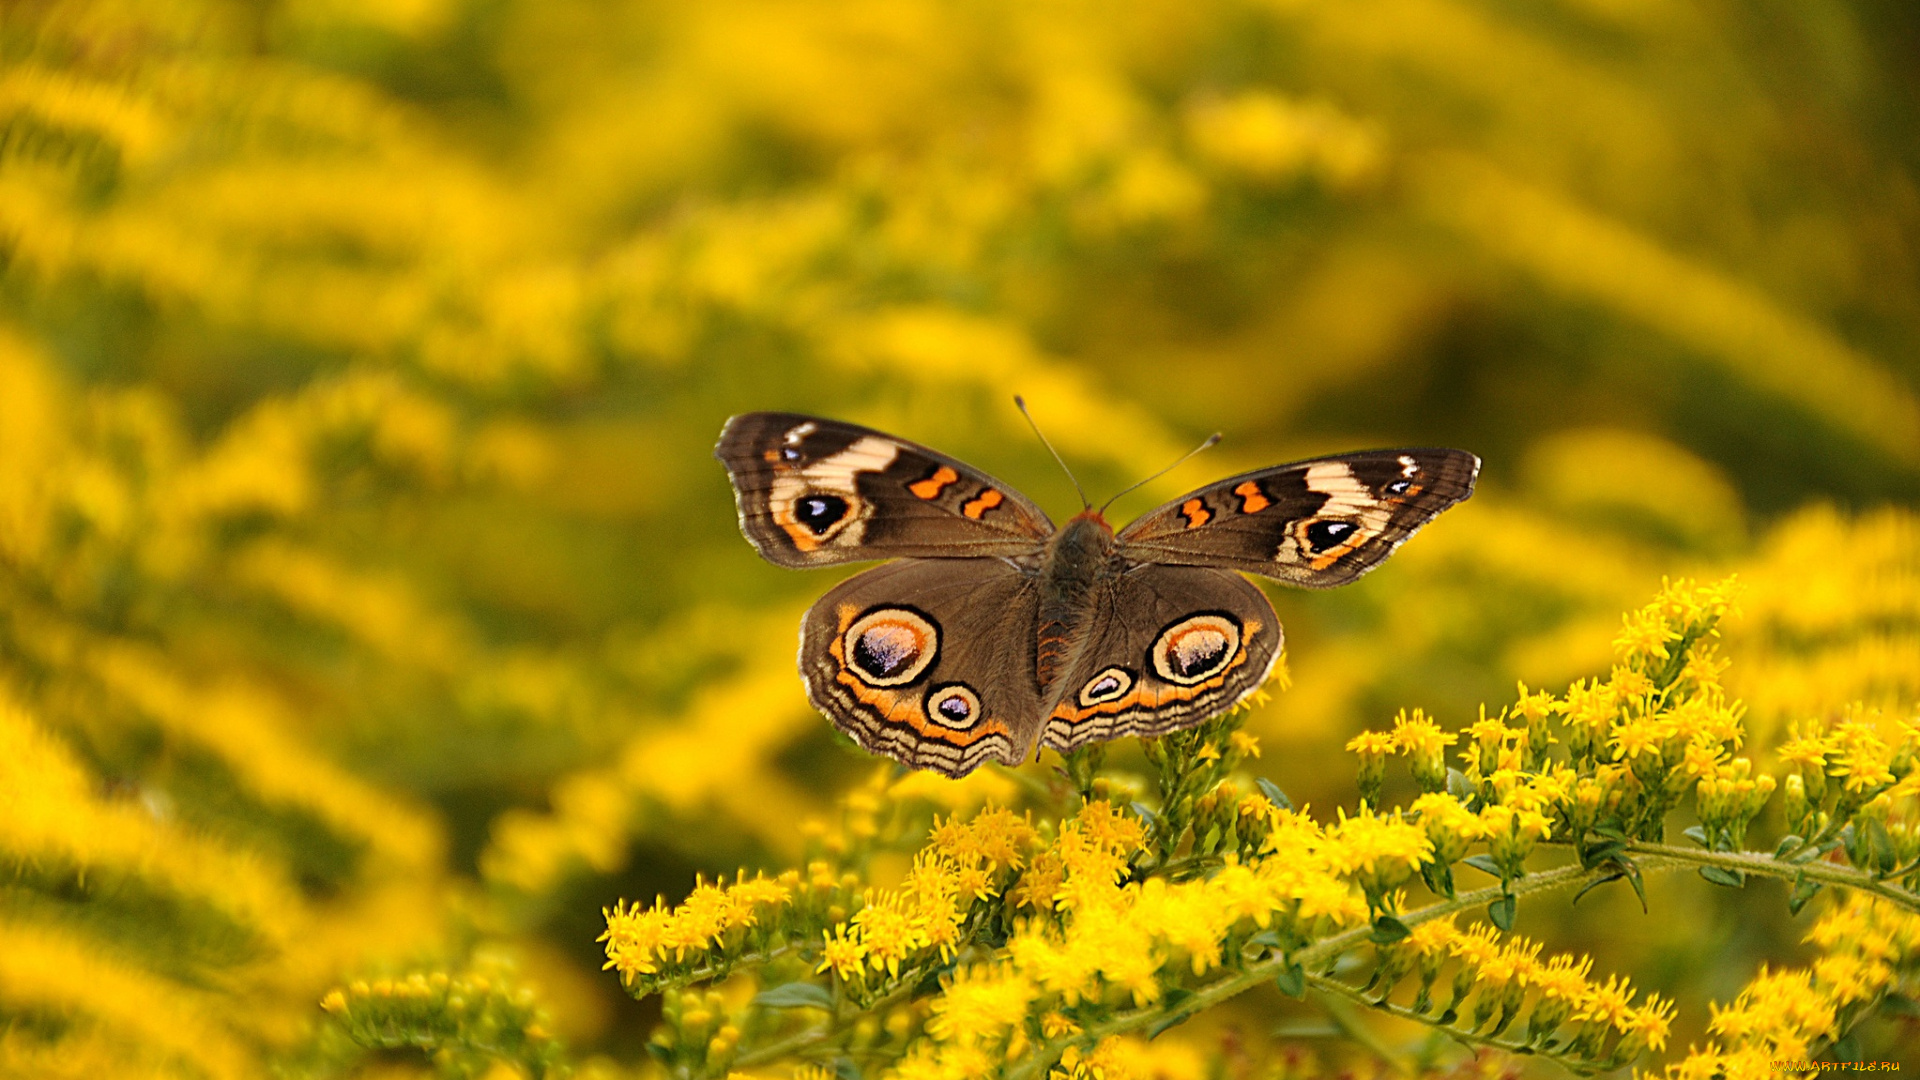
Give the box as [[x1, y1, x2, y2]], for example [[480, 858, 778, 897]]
[[715, 413, 1054, 568], [1115, 449, 1479, 588]]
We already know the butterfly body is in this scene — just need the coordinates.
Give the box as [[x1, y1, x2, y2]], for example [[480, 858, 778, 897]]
[[1034, 511, 1121, 693], [716, 412, 1478, 778]]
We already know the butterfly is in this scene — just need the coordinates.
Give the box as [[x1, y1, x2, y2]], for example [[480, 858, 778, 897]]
[[715, 412, 1478, 778]]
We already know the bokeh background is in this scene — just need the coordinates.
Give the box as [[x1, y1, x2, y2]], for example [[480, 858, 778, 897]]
[[2, 0, 1917, 1075]]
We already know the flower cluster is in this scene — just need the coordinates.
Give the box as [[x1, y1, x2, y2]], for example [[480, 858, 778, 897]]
[[1371, 918, 1673, 1070], [602, 871, 805, 988], [1656, 892, 1920, 1078], [319, 959, 564, 1079], [818, 807, 1040, 994]]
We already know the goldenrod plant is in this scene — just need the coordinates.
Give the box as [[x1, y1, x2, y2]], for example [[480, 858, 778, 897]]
[[597, 580, 1919, 1078], [3, 0, 1919, 1078]]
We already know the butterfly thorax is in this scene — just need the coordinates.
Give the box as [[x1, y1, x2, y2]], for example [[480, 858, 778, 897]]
[[1034, 511, 1121, 695]]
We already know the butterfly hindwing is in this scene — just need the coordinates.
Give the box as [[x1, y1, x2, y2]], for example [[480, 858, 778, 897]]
[[716, 412, 1054, 568], [1115, 449, 1479, 588], [799, 557, 1046, 778], [1040, 565, 1282, 752]]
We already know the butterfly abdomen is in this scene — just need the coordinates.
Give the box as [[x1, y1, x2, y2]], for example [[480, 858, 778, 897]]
[[1034, 513, 1121, 694]]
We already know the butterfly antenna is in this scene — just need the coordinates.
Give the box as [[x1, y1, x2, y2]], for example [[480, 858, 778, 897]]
[[1014, 395, 1091, 510], [1098, 432, 1222, 515]]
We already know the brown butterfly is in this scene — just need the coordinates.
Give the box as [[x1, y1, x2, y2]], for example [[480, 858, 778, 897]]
[[715, 412, 1478, 778]]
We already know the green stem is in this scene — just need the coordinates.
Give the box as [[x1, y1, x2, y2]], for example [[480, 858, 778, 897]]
[[730, 1023, 833, 1069], [1316, 991, 1413, 1076], [731, 974, 923, 1069], [1598, 841, 1920, 915]]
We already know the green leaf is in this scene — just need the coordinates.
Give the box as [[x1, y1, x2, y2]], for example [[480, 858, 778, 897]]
[[1865, 816, 1896, 873], [1275, 963, 1306, 998], [1446, 768, 1473, 803], [1880, 992, 1920, 1018], [1488, 894, 1517, 931], [753, 982, 834, 1010], [1255, 777, 1294, 811], [1698, 866, 1746, 888], [1131, 801, 1159, 827], [1622, 857, 1648, 913], [1572, 870, 1624, 906], [1682, 825, 1709, 847], [1369, 915, 1411, 944], [1577, 839, 1627, 869], [1462, 855, 1503, 879], [1830, 1030, 1861, 1065], [1772, 834, 1804, 858], [1789, 873, 1823, 915]]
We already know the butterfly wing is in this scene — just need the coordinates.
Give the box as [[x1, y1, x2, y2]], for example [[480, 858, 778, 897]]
[[716, 412, 1054, 568], [1040, 565, 1282, 752], [1115, 449, 1479, 588], [800, 557, 1045, 777]]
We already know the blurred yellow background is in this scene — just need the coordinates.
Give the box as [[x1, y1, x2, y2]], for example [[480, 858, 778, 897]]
[[2, 0, 1916, 1075]]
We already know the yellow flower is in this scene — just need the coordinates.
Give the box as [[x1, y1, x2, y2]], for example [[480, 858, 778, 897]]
[[925, 965, 1034, 1049], [1610, 716, 1672, 762], [1329, 805, 1431, 901], [1614, 608, 1674, 663], [1618, 993, 1675, 1053], [1229, 730, 1261, 758], [816, 925, 864, 979], [1408, 792, 1484, 864], [1344, 730, 1396, 757]]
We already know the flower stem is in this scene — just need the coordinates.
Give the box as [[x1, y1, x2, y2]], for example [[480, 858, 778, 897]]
[[1597, 841, 1920, 915]]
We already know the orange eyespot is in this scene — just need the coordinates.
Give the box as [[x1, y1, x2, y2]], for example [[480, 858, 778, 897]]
[[926, 684, 981, 729], [842, 607, 940, 687], [1078, 667, 1135, 707], [1151, 614, 1241, 685]]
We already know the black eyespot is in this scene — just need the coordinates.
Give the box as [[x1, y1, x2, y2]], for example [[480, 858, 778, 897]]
[[1077, 666, 1136, 707], [1150, 615, 1242, 686], [795, 493, 849, 534], [1386, 479, 1411, 495], [925, 683, 981, 729], [1304, 519, 1357, 553], [853, 631, 913, 679], [781, 447, 802, 461], [843, 607, 939, 687]]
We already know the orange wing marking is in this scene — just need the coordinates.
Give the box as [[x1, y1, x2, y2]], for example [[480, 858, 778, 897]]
[[1233, 481, 1270, 514], [1048, 620, 1262, 724], [829, 633, 1011, 747], [773, 506, 823, 551], [1305, 530, 1372, 570], [1180, 498, 1211, 529], [909, 466, 960, 500], [827, 604, 1010, 747], [961, 489, 1004, 519]]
